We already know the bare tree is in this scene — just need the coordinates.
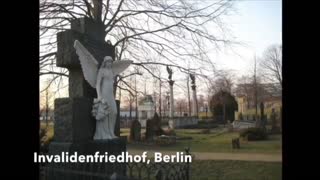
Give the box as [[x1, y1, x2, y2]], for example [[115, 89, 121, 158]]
[[260, 44, 282, 88], [175, 98, 188, 116], [40, 0, 237, 95], [197, 94, 206, 111], [208, 69, 235, 95], [122, 93, 135, 120], [40, 79, 55, 127], [253, 56, 258, 117]]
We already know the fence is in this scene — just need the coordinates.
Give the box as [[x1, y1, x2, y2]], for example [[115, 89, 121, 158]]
[[40, 149, 191, 180]]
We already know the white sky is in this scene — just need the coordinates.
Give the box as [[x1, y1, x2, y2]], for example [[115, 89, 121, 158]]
[[140, 0, 282, 99], [211, 0, 282, 76]]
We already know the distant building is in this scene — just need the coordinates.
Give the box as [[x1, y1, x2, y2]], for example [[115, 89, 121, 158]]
[[39, 109, 54, 121], [234, 83, 282, 121], [138, 95, 155, 127]]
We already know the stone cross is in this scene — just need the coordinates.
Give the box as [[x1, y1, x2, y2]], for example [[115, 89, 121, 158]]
[[48, 17, 127, 180], [54, 17, 115, 143]]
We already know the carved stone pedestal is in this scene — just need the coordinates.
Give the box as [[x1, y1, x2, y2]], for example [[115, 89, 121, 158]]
[[47, 138, 127, 180], [53, 97, 95, 143]]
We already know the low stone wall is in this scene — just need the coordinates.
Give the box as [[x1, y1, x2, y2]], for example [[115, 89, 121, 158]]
[[168, 117, 198, 129], [232, 120, 256, 130]]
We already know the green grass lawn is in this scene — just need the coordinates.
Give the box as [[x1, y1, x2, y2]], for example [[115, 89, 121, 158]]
[[41, 124, 281, 154], [123, 128, 282, 154], [191, 160, 282, 180]]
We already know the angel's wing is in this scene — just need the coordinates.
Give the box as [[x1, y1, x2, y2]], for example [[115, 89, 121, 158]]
[[112, 60, 133, 75], [74, 40, 99, 88]]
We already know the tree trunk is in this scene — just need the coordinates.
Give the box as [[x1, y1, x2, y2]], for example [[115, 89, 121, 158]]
[[159, 80, 162, 119], [187, 76, 191, 116]]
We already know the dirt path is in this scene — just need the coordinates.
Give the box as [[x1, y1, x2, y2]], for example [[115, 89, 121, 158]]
[[128, 150, 282, 162]]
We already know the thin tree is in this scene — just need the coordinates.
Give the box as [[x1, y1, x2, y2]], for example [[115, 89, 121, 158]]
[[253, 55, 258, 118], [260, 44, 282, 88]]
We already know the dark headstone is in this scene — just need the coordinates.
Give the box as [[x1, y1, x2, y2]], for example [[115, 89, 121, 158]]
[[145, 113, 165, 141], [129, 119, 141, 141], [260, 102, 264, 117], [153, 113, 164, 136], [271, 108, 280, 133], [115, 100, 121, 136], [145, 119, 155, 141], [232, 138, 240, 149], [54, 97, 95, 142]]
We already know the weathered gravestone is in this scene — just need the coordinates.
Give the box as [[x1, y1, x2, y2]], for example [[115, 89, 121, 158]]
[[145, 119, 155, 141], [232, 138, 240, 149], [129, 119, 141, 141], [227, 120, 233, 132], [259, 102, 267, 130], [271, 108, 280, 133], [152, 112, 164, 136], [145, 113, 165, 141], [47, 17, 126, 180]]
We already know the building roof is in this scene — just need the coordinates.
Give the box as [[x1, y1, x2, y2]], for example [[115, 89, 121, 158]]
[[138, 95, 154, 105]]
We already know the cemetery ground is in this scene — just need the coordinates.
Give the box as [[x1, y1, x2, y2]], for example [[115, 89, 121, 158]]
[[123, 126, 282, 180], [41, 123, 282, 155], [190, 160, 281, 180], [121, 128, 282, 154], [40, 122, 282, 179]]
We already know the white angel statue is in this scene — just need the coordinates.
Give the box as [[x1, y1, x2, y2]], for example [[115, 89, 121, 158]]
[[73, 40, 132, 140]]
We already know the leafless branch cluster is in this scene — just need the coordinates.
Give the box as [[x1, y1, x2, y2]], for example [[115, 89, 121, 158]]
[[259, 44, 282, 87], [40, 0, 235, 94]]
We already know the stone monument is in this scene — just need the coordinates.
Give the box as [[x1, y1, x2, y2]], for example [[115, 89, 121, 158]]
[[166, 66, 175, 118], [259, 102, 267, 130], [190, 74, 198, 117], [145, 113, 165, 141], [271, 108, 280, 133], [145, 119, 155, 141], [74, 40, 132, 139], [47, 17, 128, 179], [129, 119, 141, 141]]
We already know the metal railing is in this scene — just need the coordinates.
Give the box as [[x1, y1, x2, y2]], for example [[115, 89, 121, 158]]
[[40, 148, 191, 180]]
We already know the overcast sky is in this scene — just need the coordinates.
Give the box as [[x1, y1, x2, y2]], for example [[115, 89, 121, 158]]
[[144, 0, 282, 99], [211, 0, 282, 76]]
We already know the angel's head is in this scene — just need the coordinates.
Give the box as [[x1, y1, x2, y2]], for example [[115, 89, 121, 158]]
[[102, 56, 113, 69]]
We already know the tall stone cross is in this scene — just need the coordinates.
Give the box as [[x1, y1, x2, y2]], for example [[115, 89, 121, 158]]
[[53, 17, 116, 143], [48, 19, 127, 179]]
